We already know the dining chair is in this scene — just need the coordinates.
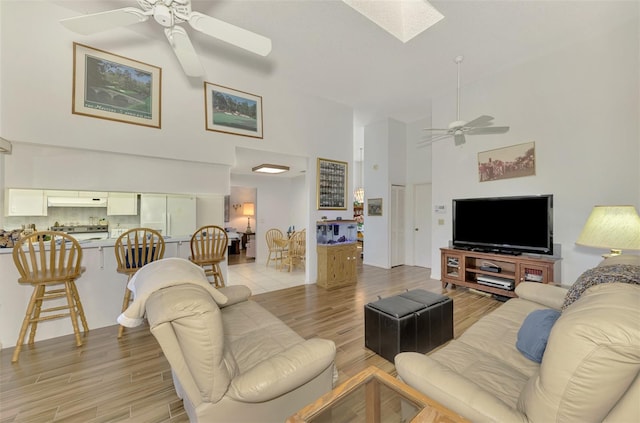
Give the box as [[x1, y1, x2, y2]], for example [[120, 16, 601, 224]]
[[282, 229, 306, 272], [11, 231, 89, 362], [114, 227, 165, 338], [265, 228, 286, 269], [189, 225, 228, 288]]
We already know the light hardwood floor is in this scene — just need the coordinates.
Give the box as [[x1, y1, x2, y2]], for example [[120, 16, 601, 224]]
[[1, 263, 502, 423]]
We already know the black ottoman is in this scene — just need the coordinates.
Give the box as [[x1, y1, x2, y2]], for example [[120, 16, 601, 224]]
[[364, 289, 453, 362]]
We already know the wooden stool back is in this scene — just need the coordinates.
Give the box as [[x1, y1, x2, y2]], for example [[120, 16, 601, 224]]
[[189, 225, 228, 288]]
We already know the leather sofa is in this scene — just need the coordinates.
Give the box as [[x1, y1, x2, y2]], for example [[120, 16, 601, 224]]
[[126, 258, 337, 423], [395, 255, 640, 422]]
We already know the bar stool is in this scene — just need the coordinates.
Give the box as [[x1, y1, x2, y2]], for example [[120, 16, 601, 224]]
[[189, 225, 228, 288], [12, 231, 89, 363], [114, 228, 165, 338]]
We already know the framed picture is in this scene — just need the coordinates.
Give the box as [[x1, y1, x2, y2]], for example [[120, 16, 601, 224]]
[[478, 141, 536, 182], [204, 82, 263, 139], [317, 158, 348, 210], [72, 43, 161, 128], [367, 198, 383, 216]]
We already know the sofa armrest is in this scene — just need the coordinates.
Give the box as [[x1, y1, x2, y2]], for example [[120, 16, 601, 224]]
[[227, 338, 336, 402], [395, 352, 528, 423], [217, 285, 252, 307], [515, 282, 568, 310]]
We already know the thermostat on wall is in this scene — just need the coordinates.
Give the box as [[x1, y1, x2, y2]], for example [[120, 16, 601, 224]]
[[434, 205, 446, 214]]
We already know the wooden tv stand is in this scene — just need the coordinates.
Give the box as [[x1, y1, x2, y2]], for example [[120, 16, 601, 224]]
[[440, 248, 561, 298]]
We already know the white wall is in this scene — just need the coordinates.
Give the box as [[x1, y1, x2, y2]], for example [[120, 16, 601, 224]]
[[405, 116, 433, 267], [363, 120, 390, 267], [431, 19, 640, 284]]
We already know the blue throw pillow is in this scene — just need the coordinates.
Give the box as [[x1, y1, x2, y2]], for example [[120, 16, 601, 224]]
[[516, 309, 561, 363]]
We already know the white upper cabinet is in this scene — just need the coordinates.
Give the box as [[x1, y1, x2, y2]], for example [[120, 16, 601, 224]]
[[107, 192, 138, 216], [5, 189, 47, 216]]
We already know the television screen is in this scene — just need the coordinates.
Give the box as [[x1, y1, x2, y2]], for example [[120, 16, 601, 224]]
[[452, 195, 553, 255]]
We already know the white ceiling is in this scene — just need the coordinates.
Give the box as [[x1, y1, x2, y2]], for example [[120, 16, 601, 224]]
[[53, 0, 638, 176]]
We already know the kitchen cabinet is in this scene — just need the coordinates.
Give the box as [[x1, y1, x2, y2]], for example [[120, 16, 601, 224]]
[[140, 194, 196, 237], [5, 189, 47, 216], [107, 192, 138, 216]]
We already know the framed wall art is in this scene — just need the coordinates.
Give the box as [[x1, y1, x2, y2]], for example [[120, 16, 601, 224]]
[[367, 198, 383, 216], [317, 158, 348, 210], [478, 141, 536, 182], [72, 43, 161, 128], [204, 82, 263, 139]]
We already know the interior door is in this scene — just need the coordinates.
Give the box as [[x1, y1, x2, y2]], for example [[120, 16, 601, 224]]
[[413, 183, 432, 268]]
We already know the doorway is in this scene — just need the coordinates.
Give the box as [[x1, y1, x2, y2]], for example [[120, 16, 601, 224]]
[[227, 186, 257, 266]]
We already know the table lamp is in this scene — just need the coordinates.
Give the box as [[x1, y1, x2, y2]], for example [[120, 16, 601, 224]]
[[243, 202, 255, 234], [576, 205, 640, 257]]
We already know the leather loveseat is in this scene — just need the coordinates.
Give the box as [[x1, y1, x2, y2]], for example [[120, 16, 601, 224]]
[[121, 258, 337, 423], [395, 255, 640, 422]]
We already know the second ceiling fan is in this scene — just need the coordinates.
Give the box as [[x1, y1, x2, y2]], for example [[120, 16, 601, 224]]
[[422, 56, 509, 147], [60, 0, 272, 78]]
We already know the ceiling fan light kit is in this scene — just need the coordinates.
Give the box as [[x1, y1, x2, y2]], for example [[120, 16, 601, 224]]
[[60, 0, 272, 78], [420, 55, 510, 147]]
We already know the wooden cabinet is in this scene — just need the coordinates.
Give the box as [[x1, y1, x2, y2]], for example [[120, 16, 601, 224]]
[[107, 192, 138, 215], [5, 189, 47, 216], [317, 243, 358, 289], [440, 248, 561, 298]]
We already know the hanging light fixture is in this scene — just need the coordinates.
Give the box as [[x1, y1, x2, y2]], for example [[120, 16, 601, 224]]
[[354, 147, 364, 204]]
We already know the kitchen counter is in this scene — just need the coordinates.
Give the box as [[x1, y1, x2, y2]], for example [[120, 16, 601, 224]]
[[0, 235, 227, 349], [0, 235, 192, 254]]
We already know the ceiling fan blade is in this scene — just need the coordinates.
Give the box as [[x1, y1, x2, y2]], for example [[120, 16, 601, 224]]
[[60, 7, 149, 35], [164, 26, 204, 77], [464, 115, 494, 128], [454, 133, 466, 146], [188, 11, 272, 56], [467, 126, 510, 135], [423, 128, 450, 132]]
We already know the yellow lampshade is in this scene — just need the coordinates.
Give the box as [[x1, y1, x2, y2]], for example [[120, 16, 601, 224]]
[[576, 205, 640, 255], [243, 203, 255, 216]]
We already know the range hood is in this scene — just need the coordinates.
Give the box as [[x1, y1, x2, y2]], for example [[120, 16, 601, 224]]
[[47, 196, 108, 208]]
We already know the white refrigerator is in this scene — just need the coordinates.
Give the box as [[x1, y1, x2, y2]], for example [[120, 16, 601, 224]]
[[140, 194, 196, 237]]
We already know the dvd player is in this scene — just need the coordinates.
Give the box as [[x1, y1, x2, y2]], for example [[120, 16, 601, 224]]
[[476, 275, 515, 290]]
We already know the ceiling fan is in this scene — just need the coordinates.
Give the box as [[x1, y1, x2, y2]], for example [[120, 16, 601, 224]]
[[421, 56, 509, 147], [60, 0, 272, 78]]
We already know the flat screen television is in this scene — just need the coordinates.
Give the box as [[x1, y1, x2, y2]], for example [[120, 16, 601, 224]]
[[452, 194, 553, 255]]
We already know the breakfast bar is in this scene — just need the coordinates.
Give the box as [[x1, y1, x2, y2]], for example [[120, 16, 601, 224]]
[[0, 236, 211, 349]]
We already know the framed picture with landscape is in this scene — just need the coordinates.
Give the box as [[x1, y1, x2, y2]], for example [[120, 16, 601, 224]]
[[317, 158, 348, 210], [204, 82, 263, 139], [72, 43, 161, 128]]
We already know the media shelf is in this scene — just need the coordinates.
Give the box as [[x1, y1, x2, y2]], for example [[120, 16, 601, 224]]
[[440, 248, 561, 298]]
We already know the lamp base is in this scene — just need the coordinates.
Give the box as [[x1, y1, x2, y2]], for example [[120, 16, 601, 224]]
[[245, 217, 253, 234], [602, 248, 622, 258]]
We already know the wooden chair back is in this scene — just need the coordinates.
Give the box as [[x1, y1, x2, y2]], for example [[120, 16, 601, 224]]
[[190, 225, 228, 261], [291, 229, 306, 258], [265, 228, 285, 250], [13, 231, 83, 284], [115, 228, 166, 275]]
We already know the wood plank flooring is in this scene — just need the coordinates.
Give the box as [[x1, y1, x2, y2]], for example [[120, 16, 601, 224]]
[[1, 264, 501, 423]]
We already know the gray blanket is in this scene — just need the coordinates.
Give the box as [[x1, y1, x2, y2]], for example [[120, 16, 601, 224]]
[[562, 264, 640, 310]]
